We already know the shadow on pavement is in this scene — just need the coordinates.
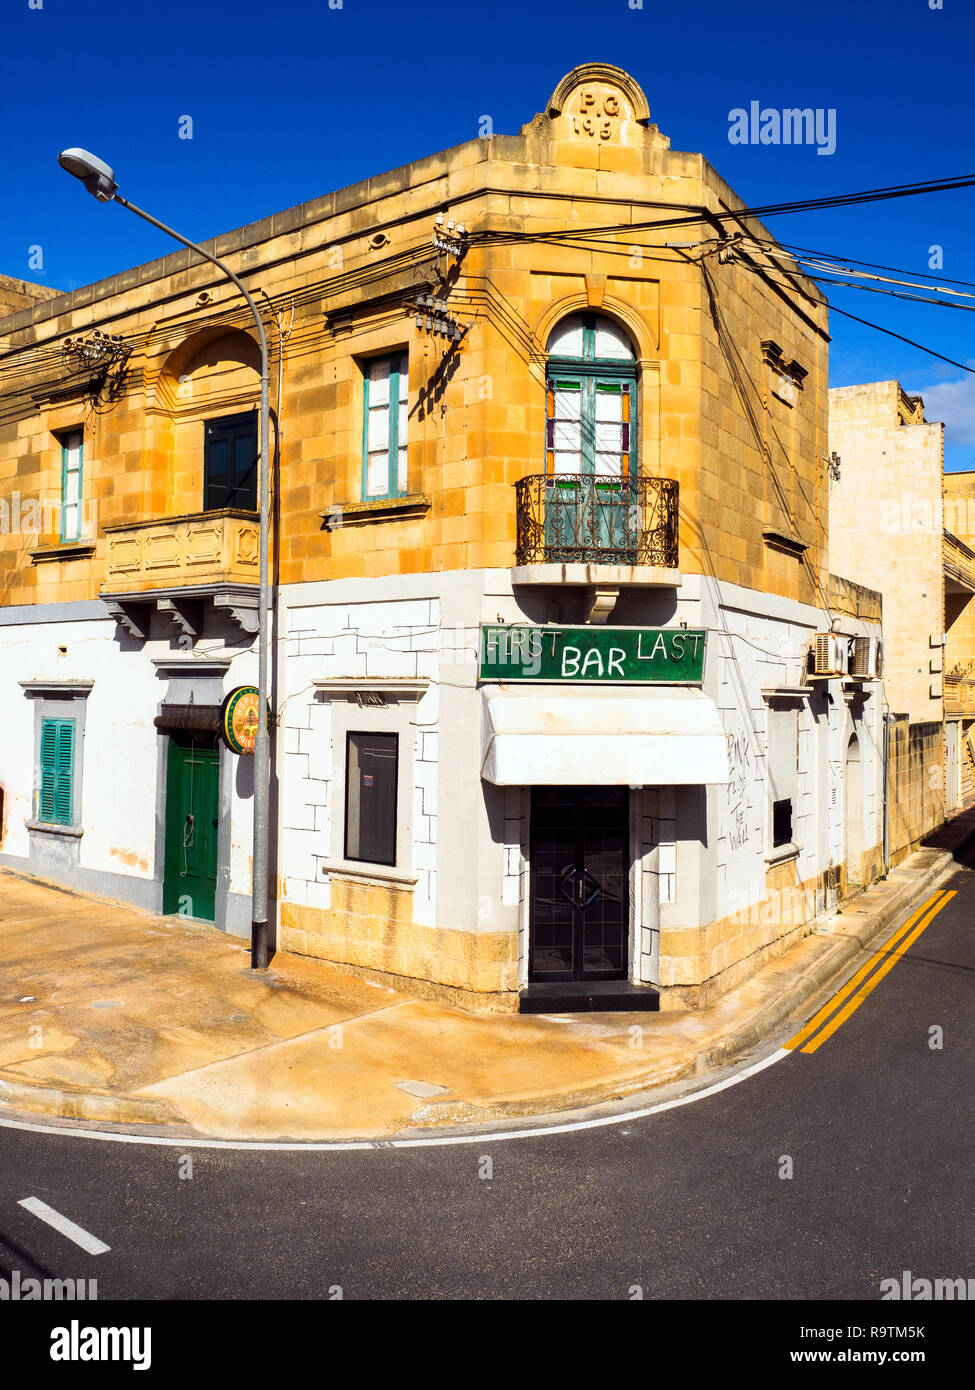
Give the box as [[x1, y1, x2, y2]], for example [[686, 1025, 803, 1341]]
[[921, 804, 975, 867]]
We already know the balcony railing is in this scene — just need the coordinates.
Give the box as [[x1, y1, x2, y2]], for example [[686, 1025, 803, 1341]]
[[514, 473, 679, 567]]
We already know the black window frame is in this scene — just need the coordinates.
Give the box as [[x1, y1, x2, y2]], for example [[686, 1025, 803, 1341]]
[[203, 411, 259, 513], [344, 730, 399, 867], [772, 797, 793, 849]]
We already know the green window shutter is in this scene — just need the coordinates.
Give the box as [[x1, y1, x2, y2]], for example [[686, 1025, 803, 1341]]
[[60, 431, 84, 543], [394, 352, 408, 497], [546, 315, 638, 479], [39, 718, 75, 825], [362, 354, 409, 500], [54, 721, 75, 824], [39, 720, 57, 822]]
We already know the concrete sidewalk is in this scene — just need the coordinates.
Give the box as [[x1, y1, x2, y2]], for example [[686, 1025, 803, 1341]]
[[2, 813, 974, 1141]]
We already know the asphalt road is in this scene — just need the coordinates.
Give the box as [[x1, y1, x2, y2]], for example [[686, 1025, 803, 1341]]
[[2, 867, 973, 1303]]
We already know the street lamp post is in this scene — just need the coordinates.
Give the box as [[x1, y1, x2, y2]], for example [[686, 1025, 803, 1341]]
[[58, 148, 272, 969]]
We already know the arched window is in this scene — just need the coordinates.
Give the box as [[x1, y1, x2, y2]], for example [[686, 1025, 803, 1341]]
[[543, 313, 638, 561], [159, 330, 261, 515], [545, 313, 637, 478]]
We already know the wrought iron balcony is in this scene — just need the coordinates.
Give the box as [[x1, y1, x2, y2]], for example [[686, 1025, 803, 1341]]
[[514, 473, 679, 567]]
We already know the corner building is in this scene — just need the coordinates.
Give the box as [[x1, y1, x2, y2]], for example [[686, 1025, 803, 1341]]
[[0, 65, 884, 1013]]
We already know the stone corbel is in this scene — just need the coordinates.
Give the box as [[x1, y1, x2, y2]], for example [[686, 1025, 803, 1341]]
[[104, 599, 151, 641], [157, 597, 203, 640], [583, 584, 620, 624], [212, 588, 260, 635], [761, 338, 807, 388]]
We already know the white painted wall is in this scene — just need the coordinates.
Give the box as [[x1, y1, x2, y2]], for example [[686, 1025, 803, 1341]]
[[1, 569, 886, 981], [0, 611, 256, 899], [276, 569, 886, 979], [278, 591, 440, 922], [0, 618, 160, 876]]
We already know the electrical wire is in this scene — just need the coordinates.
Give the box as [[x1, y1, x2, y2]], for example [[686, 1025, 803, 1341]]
[[6, 169, 974, 393], [736, 238, 975, 308], [740, 255, 975, 374], [776, 270, 975, 313], [823, 300, 975, 374], [751, 235, 975, 292], [465, 171, 975, 249]]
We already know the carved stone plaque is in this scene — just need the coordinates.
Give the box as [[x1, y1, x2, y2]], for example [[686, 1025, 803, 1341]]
[[544, 63, 661, 150], [563, 83, 634, 142]]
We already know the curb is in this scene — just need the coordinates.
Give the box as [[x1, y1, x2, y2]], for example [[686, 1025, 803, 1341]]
[[400, 842, 974, 1128], [690, 848, 965, 1077], [1, 831, 972, 1139], [0, 1076, 180, 1128]]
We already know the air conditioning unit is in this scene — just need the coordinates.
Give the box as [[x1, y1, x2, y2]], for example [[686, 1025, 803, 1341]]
[[850, 635, 883, 680], [812, 633, 850, 677]]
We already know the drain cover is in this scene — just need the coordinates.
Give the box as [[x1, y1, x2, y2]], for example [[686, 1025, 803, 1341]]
[[394, 1079, 449, 1099]]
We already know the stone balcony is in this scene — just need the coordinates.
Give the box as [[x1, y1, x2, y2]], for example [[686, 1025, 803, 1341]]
[[944, 672, 975, 719], [102, 508, 259, 592], [100, 508, 260, 640], [944, 530, 975, 596]]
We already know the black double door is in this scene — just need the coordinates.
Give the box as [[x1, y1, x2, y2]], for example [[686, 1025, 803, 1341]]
[[529, 786, 629, 982]]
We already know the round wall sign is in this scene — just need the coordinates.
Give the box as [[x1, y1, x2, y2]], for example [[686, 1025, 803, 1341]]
[[220, 686, 266, 755]]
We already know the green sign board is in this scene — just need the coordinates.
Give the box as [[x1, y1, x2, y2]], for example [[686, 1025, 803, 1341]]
[[479, 625, 707, 684]]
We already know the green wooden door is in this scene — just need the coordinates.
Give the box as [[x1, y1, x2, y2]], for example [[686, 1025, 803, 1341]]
[[163, 734, 219, 922]]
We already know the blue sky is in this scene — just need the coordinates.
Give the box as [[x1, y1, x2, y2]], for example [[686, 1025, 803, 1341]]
[[5, 0, 975, 467]]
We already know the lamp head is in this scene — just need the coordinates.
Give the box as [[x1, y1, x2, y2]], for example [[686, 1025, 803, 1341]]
[[57, 148, 118, 202]]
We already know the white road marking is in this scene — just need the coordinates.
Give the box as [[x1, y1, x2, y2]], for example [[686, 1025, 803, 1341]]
[[18, 1196, 111, 1255], [0, 1047, 792, 1153]]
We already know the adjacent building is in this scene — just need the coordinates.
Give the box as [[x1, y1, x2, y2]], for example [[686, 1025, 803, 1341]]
[[0, 64, 887, 1014], [942, 470, 975, 808], [0, 273, 57, 321], [828, 380, 974, 862]]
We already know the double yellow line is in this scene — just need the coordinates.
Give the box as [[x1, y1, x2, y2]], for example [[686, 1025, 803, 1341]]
[[785, 888, 956, 1054]]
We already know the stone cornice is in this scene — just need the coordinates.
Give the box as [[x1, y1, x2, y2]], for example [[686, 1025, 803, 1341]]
[[19, 679, 94, 698]]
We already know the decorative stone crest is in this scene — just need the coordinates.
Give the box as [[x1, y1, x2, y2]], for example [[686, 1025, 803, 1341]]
[[541, 63, 668, 149]]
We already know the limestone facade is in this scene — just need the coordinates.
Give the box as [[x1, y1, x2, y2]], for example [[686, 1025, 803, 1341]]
[[828, 380, 973, 855], [0, 65, 886, 1011], [942, 470, 975, 808]]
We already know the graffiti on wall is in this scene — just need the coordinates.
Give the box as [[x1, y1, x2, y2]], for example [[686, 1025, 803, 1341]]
[[726, 728, 753, 851]]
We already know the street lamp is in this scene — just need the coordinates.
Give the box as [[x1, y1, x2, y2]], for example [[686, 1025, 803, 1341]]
[[58, 147, 272, 970]]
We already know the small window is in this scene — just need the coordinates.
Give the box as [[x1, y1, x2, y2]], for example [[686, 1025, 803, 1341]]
[[39, 718, 75, 826], [59, 430, 83, 542], [767, 703, 800, 853], [203, 412, 258, 512], [772, 798, 793, 849], [362, 354, 408, 499], [344, 731, 398, 865]]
